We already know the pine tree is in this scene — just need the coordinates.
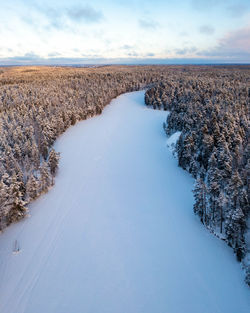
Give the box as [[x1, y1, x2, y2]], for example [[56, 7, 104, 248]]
[[26, 174, 39, 201], [0, 178, 10, 229], [39, 162, 51, 192], [48, 149, 60, 175], [207, 166, 221, 227], [7, 174, 27, 224], [217, 192, 228, 234], [225, 206, 245, 260], [193, 178, 207, 224]]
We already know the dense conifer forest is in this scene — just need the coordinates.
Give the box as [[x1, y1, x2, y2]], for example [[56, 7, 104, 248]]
[[0, 65, 249, 284], [145, 66, 250, 284], [0, 65, 168, 230]]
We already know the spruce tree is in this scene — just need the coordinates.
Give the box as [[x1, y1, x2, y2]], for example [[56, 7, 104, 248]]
[[48, 149, 60, 175]]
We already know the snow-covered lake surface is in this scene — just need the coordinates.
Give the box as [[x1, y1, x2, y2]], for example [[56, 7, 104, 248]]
[[0, 91, 249, 313]]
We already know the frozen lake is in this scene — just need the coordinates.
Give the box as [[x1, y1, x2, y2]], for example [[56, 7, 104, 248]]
[[0, 91, 249, 313]]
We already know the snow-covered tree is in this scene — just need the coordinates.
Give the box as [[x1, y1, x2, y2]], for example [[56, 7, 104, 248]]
[[48, 149, 60, 175], [193, 178, 207, 224], [26, 174, 39, 201]]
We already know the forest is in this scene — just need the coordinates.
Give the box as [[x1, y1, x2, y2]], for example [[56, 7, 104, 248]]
[[0, 65, 169, 230], [0, 65, 249, 284], [145, 65, 249, 285]]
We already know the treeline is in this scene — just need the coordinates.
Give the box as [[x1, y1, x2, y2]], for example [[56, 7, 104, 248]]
[[1, 65, 249, 283], [145, 67, 250, 285], [0, 65, 168, 230]]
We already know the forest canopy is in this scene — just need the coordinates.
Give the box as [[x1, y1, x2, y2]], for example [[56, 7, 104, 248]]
[[145, 66, 249, 284]]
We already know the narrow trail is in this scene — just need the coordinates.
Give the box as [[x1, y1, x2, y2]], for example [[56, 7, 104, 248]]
[[0, 91, 249, 313]]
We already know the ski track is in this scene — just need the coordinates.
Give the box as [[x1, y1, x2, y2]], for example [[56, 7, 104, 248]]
[[0, 91, 249, 313]]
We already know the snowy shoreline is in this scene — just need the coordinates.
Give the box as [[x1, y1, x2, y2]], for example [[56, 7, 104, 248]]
[[0, 91, 249, 313]]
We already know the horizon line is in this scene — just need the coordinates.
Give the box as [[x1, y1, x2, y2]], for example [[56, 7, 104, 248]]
[[1, 63, 250, 67]]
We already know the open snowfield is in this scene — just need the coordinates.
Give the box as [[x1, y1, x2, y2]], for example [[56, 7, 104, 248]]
[[0, 91, 249, 313]]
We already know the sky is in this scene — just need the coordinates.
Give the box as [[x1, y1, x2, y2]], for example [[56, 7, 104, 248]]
[[0, 0, 249, 64]]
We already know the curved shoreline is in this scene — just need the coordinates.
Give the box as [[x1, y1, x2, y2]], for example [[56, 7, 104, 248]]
[[0, 91, 249, 313]]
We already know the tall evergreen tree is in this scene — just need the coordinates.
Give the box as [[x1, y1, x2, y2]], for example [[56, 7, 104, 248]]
[[48, 149, 60, 175]]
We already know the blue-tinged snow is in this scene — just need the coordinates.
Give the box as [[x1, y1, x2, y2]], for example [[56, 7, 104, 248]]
[[244, 217, 250, 277], [0, 91, 249, 313], [166, 130, 181, 155]]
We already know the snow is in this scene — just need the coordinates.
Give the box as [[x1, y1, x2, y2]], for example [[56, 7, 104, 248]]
[[244, 217, 250, 271], [0, 91, 249, 313], [166, 131, 181, 154]]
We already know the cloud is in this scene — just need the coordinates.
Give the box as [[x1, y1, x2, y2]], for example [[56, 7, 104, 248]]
[[13, 52, 41, 61], [127, 51, 139, 57], [227, 4, 249, 18], [29, 4, 104, 30], [0, 52, 42, 64], [199, 25, 215, 35], [220, 27, 250, 52], [121, 45, 134, 50], [43, 7, 62, 28], [66, 5, 103, 23], [198, 26, 250, 60], [175, 47, 197, 55], [191, 0, 250, 17], [179, 31, 188, 37], [48, 52, 61, 57], [2, 56, 248, 66], [138, 18, 159, 30], [119, 45, 142, 57], [190, 0, 225, 11]]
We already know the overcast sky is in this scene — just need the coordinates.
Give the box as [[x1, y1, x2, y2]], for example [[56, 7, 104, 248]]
[[0, 0, 249, 64]]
